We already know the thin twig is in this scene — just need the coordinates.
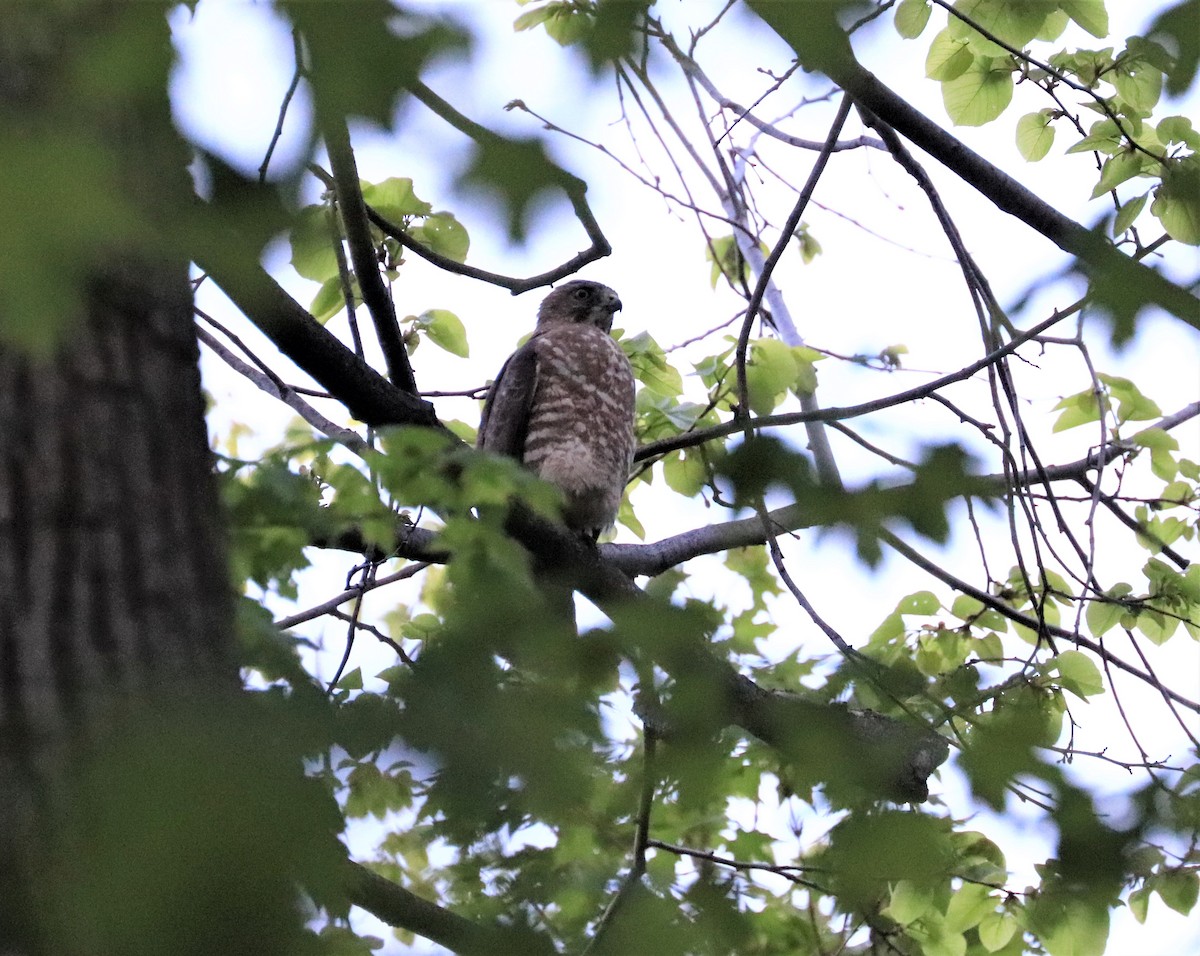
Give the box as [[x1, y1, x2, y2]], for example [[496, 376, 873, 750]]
[[195, 321, 370, 455], [646, 839, 829, 892], [275, 562, 431, 631], [880, 529, 1199, 714], [637, 308, 1077, 462], [258, 27, 307, 182]]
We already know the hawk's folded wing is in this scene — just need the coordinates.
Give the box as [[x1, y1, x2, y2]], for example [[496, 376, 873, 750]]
[[477, 339, 539, 462]]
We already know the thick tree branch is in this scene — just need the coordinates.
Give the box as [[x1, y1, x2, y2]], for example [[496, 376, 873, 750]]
[[744, 2, 1200, 328], [346, 861, 555, 956], [195, 240, 439, 429], [323, 114, 419, 393], [613, 401, 1200, 576], [327, 504, 951, 803]]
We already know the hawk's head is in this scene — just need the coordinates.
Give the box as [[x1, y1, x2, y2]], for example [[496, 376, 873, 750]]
[[536, 280, 622, 332]]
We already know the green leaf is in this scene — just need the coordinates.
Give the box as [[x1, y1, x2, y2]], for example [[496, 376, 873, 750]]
[[1053, 650, 1104, 699], [1132, 427, 1180, 480], [1052, 46, 1116, 86], [746, 338, 800, 415], [663, 450, 707, 497], [1112, 55, 1164, 113], [705, 234, 750, 288], [410, 212, 470, 263], [1148, 0, 1200, 96], [362, 176, 433, 221], [822, 811, 954, 908], [1152, 155, 1200, 245], [1067, 132, 1122, 156], [459, 136, 560, 243], [794, 222, 822, 263], [513, 5, 554, 32], [900, 590, 942, 615], [960, 699, 1050, 807], [1090, 150, 1146, 199], [976, 631, 1004, 660], [1133, 428, 1179, 453], [871, 611, 906, 642], [942, 58, 1014, 126], [543, 2, 594, 46], [950, 594, 985, 621], [978, 909, 1018, 951], [416, 309, 469, 357], [1157, 869, 1200, 915], [288, 6, 467, 127], [1137, 608, 1178, 644], [623, 331, 684, 397], [1098, 373, 1161, 422], [1128, 885, 1151, 923], [1052, 388, 1103, 432], [289, 205, 341, 283], [895, 0, 932, 39], [336, 667, 363, 691], [790, 346, 819, 395], [1112, 193, 1149, 235], [945, 882, 995, 932], [310, 275, 350, 324], [1157, 115, 1200, 148], [1085, 588, 1128, 637], [1036, 9, 1069, 42], [910, 914, 967, 956], [1030, 898, 1109, 956], [1016, 110, 1056, 161], [886, 879, 936, 924], [616, 494, 645, 539], [948, 0, 1049, 55], [926, 28, 975, 81], [1060, 0, 1109, 39]]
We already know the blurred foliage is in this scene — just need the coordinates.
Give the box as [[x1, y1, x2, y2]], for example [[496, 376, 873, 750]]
[[896, 0, 1200, 247], [5, 1, 1198, 955]]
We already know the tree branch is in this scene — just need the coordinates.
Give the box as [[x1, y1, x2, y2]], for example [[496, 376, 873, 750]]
[[734, 93, 852, 487], [636, 307, 1075, 462], [612, 401, 1200, 577], [195, 238, 440, 429], [464, 505, 953, 801], [375, 81, 613, 294], [655, 28, 885, 153], [744, 2, 1200, 328], [879, 529, 1199, 714], [346, 861, 555, 956], [320, 503, 949, 801], [323, 114, 419, 393], [196, 324, 370, 456]]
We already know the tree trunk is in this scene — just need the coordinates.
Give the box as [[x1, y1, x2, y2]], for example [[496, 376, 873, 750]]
[[0, 6, 235, 952]]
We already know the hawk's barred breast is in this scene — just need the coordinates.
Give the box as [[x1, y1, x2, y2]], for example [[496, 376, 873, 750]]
[[523, 324, 636, 534], [477, 280, 637, 538]]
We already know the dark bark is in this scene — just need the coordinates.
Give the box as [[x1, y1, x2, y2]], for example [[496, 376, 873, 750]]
[[0, 6, 236, 952]]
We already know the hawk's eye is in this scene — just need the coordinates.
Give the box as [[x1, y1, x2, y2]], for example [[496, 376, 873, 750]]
[[573, 288, 590, 301]]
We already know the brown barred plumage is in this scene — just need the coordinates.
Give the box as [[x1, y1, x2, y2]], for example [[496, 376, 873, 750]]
[[478, 280, 636, 538]]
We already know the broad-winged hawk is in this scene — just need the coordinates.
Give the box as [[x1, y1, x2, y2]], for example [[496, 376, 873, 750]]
[[478, 280, 636, 539]]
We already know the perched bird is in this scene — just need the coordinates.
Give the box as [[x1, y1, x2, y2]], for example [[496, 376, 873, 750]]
[[478, 280, 636, 539]]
